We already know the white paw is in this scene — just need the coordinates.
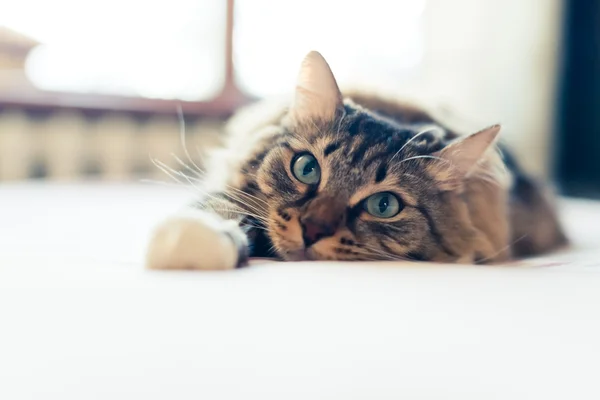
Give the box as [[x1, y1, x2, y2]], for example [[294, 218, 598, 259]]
[[146, 210, 247, 270]]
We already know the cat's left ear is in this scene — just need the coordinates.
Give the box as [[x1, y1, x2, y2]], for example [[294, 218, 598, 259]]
[[288, 51, 344, 122], [432, 125, 501, 179]]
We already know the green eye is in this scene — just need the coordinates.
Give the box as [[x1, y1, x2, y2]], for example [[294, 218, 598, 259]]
[[364, 192, 402, 218], [291, 153, 321, 185]]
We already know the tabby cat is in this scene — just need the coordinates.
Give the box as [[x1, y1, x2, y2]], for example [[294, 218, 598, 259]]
[[146, 51, 567, 270]]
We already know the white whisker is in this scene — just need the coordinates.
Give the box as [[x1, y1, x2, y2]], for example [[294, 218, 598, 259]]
[[398, 155, 449, 165], [152, 158, 204, 193], [177, 105, 204, 175], [171, 152, 204, 180], [476, 234, 528, 264], [390, 125, 444, 162]]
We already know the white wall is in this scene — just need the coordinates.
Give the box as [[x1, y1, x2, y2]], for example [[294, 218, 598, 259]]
[[420, 0, 564, 178]]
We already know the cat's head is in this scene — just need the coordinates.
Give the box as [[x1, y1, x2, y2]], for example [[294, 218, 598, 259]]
[[256, 51, 505, 262]]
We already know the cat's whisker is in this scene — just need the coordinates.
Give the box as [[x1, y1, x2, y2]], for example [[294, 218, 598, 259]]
[[240, 222, 269, 231], [171, 149, 271, 214], [221, 198, 269, 220], [220, 192, 269, 220], [153, 160, 228, 211], [225, 184, 270, 207], [335, 108, 347, 137], [343, 246, 393, 261], [398, 155, 450, 165], [152, 158, 206, 194], [476, 234, 528, 264], [196, 192, 269, 221], [198, 202, 269, 226], [218, 185, 270, 210], [175, 177, 269, 221], [151, 158, 191, 187], [176, 105, 205, 176], [264, 241, 279, 257], [364, 251, 414, 262], [390, 125, 443, 162], [208, 207, 269, 224], [171, 149, 271, 210], [152, 162, 258, 226], [402, 172, 428, 183], [171, 153, 204, 180]]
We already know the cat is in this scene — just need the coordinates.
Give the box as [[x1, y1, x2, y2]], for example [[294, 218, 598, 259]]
[[146, 51, 567, 270]]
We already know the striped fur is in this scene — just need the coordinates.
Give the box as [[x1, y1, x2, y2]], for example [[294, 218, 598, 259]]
[[151, 51, 567, 268]]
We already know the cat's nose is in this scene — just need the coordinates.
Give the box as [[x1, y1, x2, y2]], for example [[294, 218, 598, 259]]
[[301, 219, 335, 247]]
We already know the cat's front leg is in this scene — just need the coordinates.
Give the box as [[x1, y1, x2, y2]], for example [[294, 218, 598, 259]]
[[146, 209, 249, 270]]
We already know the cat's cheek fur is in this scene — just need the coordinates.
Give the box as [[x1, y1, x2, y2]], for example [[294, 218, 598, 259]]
[[146, 210, 248, 270]]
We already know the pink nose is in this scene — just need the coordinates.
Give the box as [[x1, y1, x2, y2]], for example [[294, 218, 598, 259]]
[[301, 219, 335, 247]]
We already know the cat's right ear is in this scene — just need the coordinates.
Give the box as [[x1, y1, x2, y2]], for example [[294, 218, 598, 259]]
[[288, 51, 344, 123], [428, 125, 501, 185]]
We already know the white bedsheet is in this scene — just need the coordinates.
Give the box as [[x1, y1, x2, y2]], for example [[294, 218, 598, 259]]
[[1, 183, 599, 400]]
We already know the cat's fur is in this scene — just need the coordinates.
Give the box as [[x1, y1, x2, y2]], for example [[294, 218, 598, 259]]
[[146, 51, 567, 270]]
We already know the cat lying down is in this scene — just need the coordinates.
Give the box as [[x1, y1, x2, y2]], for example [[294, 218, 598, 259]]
[[146, 51, 567, 270]]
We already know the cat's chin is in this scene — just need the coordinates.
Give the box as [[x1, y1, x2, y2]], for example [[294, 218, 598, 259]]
[[285, 250, 308, 261], [285, 249, 318, 261]]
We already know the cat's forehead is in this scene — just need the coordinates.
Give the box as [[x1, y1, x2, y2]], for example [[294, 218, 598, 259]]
[[343, 109, 440, 146], [293, 108, 445, 165], [285, 108, 446, 193]]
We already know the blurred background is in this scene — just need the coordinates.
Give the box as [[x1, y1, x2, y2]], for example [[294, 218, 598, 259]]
[[0, 0, 597, 197]]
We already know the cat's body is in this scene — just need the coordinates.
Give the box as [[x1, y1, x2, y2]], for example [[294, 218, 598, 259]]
[[146, 52, 567, 270]]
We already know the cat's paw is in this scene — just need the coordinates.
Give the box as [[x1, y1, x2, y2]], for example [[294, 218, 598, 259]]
[[146, 211, 248, 270]]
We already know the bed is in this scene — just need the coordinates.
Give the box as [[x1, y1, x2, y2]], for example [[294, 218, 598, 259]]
[[1, 183, 599, 399]]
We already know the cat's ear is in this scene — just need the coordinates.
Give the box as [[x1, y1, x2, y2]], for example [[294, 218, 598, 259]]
[[289, 51, 344, 122], [432, 125, 501, 178]]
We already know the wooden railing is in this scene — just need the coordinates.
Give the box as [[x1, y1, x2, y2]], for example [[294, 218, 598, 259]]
[[0, 0, 254, 181], [0, 109, 224, 181]]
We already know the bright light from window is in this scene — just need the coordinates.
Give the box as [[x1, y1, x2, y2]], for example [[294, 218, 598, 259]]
[[1, 0, 225, 100], [234, 0, 426, 97]]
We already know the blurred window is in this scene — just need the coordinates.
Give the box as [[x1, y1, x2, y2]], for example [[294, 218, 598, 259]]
[[0, 0, 427, 108], [234, 0, 426, 97], [1, 0, 225, 101]]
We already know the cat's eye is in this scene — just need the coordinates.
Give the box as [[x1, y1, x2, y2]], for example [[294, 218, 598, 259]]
[[364, 192, 402, 218], [291, 153, 321, 185]]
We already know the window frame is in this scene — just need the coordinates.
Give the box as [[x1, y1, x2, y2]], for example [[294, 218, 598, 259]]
[[0, 0, 250, 117]]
